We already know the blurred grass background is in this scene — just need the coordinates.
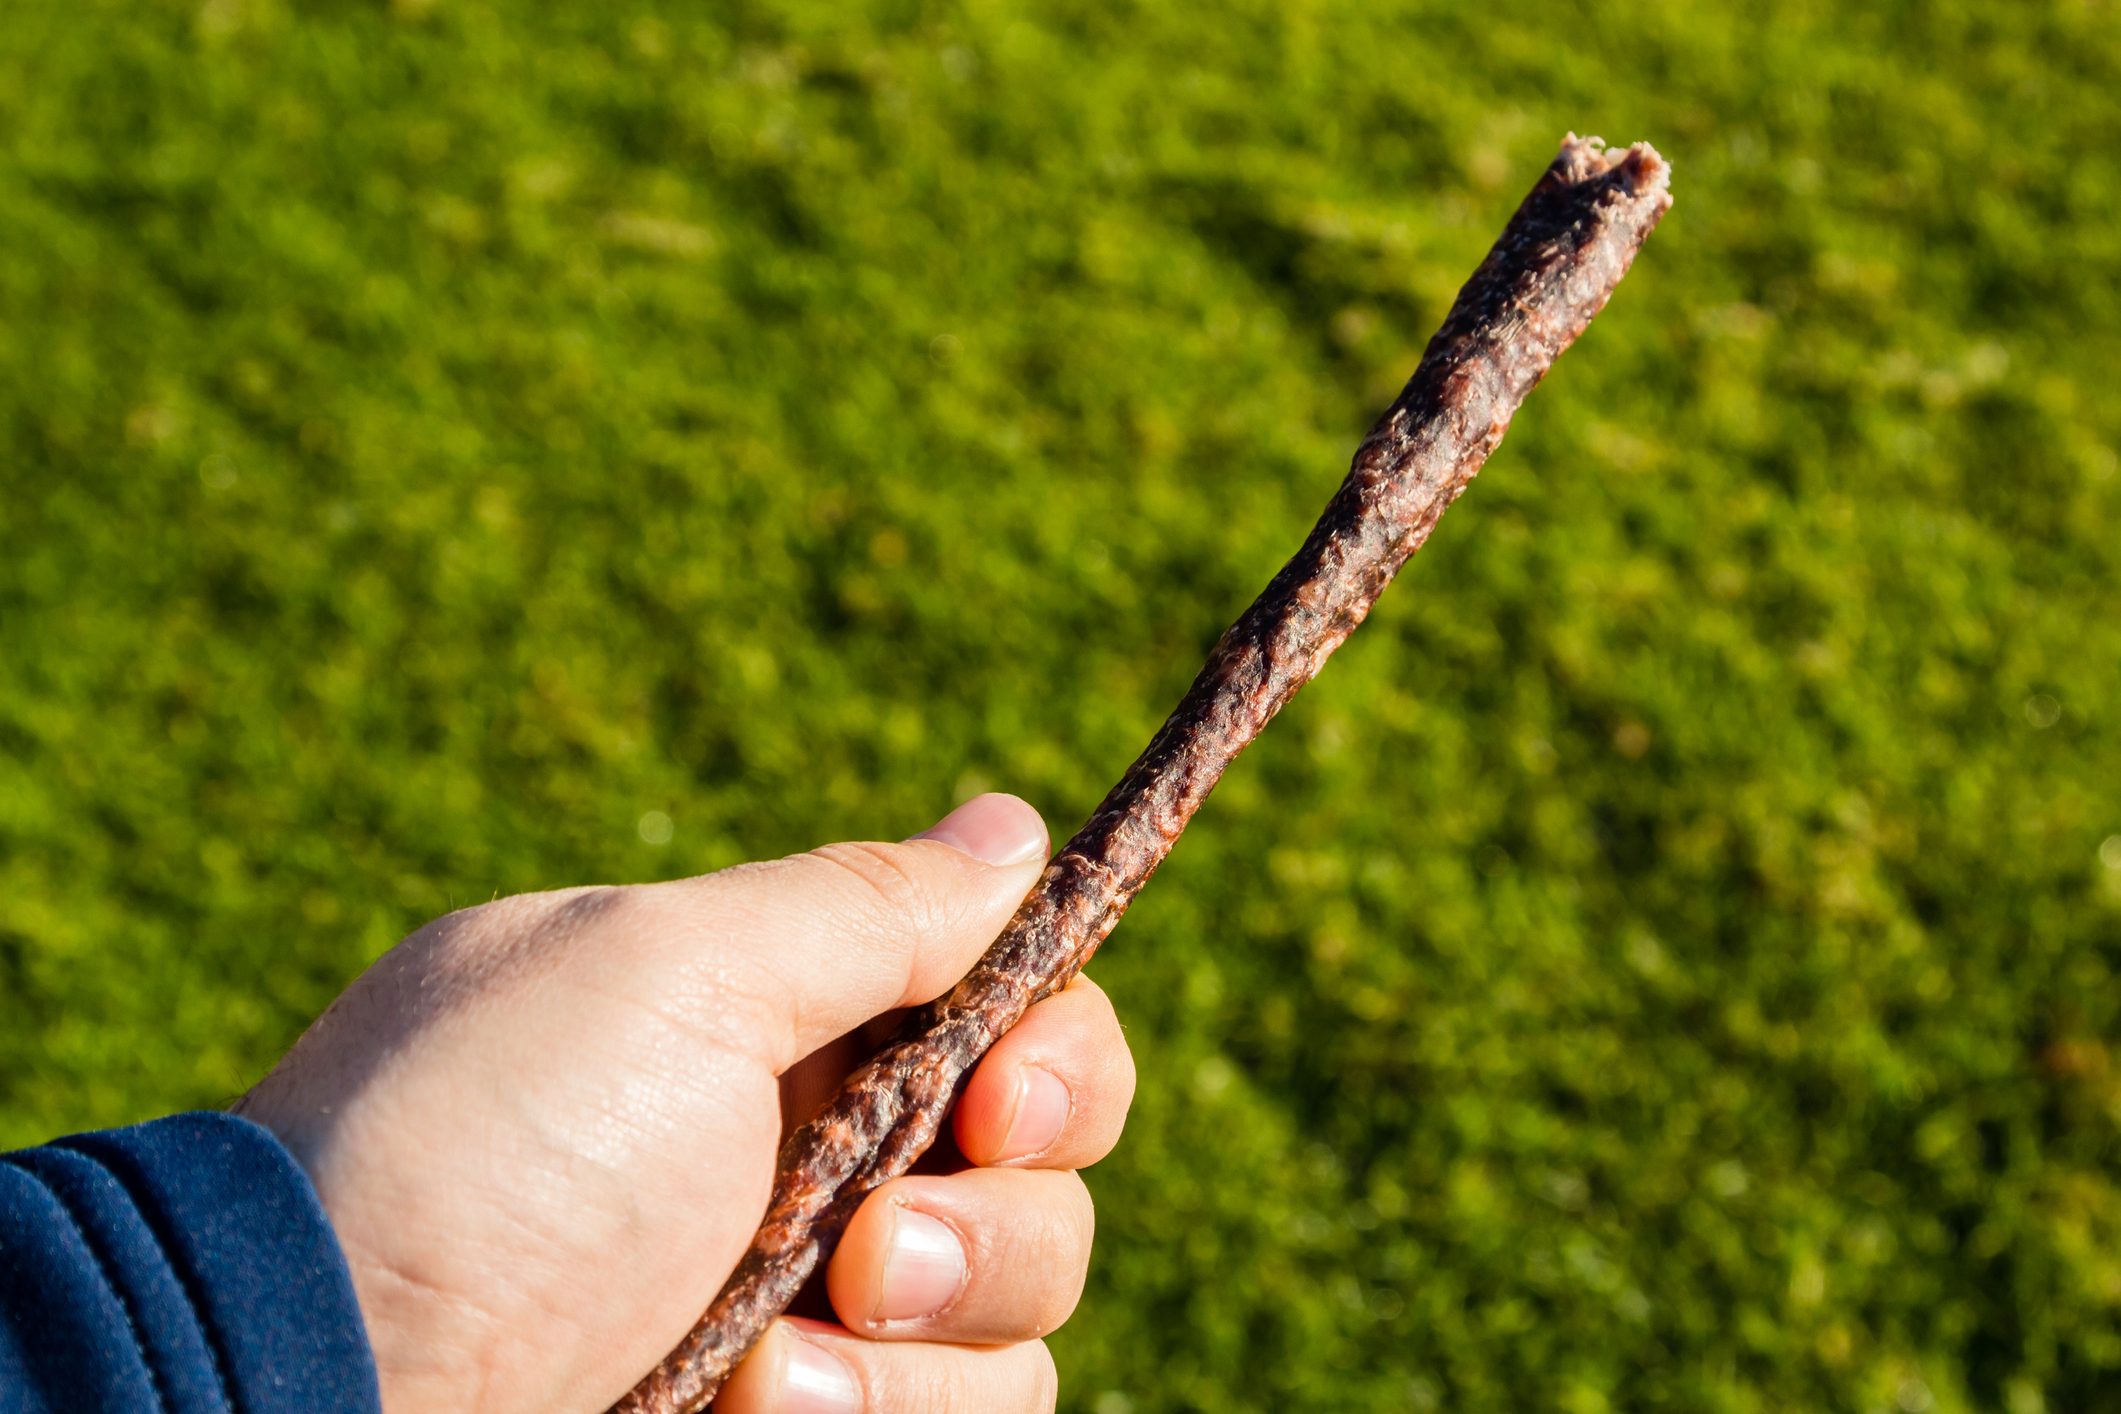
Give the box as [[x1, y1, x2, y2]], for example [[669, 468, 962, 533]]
[[4, 1, 2120, 1409]]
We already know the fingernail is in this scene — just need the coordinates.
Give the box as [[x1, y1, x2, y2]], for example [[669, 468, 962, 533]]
[[875, 1208, 968, 1322], [910, 793, 1047, 867], [782, 1331, 862, 1414], [998, 1065, 1072, 1162]]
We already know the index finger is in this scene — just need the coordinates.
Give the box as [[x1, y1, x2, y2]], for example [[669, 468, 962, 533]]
[[952, 974, 1136, 1170]]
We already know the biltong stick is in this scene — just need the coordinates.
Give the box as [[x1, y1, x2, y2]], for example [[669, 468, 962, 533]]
[[617, 134, 1671, 1414]]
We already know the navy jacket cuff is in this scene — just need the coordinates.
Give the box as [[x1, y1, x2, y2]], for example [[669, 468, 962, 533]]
[[0, 1110, 381, 1413]]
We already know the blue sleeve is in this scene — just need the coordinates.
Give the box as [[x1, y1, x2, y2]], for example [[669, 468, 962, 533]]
[[0, 1111, 381, 1414]]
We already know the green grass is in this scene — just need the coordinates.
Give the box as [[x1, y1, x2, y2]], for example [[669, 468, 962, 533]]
[[5, 1, 2120, 1408]]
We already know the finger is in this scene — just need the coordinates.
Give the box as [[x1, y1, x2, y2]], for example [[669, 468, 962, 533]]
[[951, 973, 1135, 1170], [717, 1318, 1057, 1414], [646, 793, 1049, 1070], [825, 1169, 1093, 1344]]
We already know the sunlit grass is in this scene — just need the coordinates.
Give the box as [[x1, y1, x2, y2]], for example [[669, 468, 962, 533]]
[[3, 2, 2118, 1408]]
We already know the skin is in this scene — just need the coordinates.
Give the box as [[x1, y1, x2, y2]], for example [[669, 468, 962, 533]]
[[238, 793, 1136, 1413]]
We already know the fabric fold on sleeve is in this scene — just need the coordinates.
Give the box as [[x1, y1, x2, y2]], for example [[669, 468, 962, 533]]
[[1, 1111, 381, 1414]]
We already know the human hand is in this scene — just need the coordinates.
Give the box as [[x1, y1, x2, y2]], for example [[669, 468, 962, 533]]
[[239, 793, 1136, 1413]]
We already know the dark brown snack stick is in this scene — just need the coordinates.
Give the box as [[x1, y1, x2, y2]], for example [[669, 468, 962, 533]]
[[615, 134, 1671, 1414]]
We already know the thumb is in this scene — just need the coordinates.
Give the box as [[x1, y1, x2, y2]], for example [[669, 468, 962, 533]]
[[661, 793, 1050, 1072]]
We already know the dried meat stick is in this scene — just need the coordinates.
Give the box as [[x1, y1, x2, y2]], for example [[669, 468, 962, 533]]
[[616, 133, 1671, 1414]]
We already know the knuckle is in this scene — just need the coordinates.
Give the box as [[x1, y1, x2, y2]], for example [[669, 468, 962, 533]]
[[876, 1353, 959, 1413], [903, 1342, 1056, 1414], [406, 885, 644, 1000], [808, 841, 937, 927], [1043, 1168, 1097, 1241], [536, 884, 638, 941], [1021, 1177, 1094, 1335], [1059, 978, 1137, 1132], [516, 886, 647, 977]]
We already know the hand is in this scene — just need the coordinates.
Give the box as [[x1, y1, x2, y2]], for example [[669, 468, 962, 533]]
[[239, 793, 1136, 1413]]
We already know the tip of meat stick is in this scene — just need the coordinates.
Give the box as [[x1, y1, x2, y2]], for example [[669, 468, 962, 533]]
[[1556, 133, 1672, 207]]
